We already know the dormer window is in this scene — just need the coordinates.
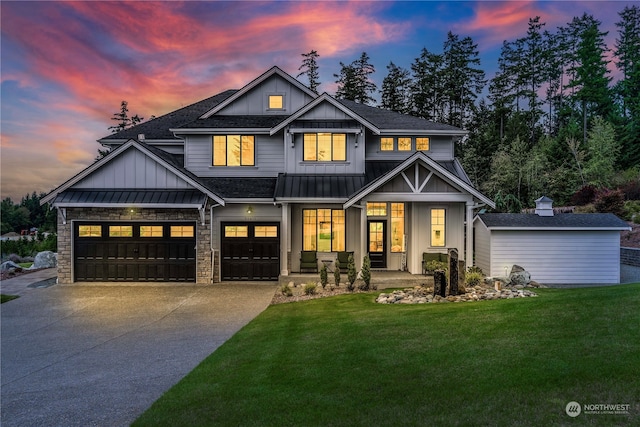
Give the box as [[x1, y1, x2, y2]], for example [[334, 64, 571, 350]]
[[268, 94, 284, 110]]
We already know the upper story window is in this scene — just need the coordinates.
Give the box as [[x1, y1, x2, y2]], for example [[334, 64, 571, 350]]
[[213, 135, 255, 166], [303, 133, 346, 161], [268, 95, 284, 110], [379, 137, 430, 152], [416, 137, 430, 151]]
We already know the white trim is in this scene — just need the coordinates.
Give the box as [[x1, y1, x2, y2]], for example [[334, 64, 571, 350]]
[[484, 226, 630, 231], [171, 128, 272, 135]]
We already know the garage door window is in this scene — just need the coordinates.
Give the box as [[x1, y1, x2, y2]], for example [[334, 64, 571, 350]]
[[140, 226, 163, 237], [225, 226, 248, 237], [78, 225, 102, 237], [255, 226, 278, 237], [171, 225, 194, 237], [109, 225, 133, 237]]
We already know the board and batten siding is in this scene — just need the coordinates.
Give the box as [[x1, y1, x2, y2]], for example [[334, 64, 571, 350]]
[[487, 230, 620, 284], [184, 134, 284, 177], [74, 148, 192, 189]]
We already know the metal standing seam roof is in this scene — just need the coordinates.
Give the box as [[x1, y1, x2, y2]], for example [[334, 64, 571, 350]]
[[477, 213, 630, 230], [53, 190, 207, 206]]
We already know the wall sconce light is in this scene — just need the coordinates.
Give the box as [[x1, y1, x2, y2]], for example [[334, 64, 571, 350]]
[[246, 206, 253, 214]]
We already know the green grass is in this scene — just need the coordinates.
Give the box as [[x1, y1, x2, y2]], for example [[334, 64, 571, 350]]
[[1, 294, 19, 303], [134, 284, 640, 426]]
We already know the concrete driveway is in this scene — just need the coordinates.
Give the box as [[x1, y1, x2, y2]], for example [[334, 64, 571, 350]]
[[1, 275, 277, 427]]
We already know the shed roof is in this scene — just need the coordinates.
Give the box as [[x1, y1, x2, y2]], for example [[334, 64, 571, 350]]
[[53, 189, 207, 207], [476, 213, 630, 230]]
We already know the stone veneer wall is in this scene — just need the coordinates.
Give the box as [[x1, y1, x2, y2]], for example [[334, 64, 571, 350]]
[[56, 206, 212, 284], [621, 247, 640, 267]]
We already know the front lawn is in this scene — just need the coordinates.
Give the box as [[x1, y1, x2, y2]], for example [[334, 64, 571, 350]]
[[134, 284, 640, 426]]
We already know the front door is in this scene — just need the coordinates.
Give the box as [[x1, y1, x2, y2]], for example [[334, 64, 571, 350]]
[[368, 220, 386, 268]]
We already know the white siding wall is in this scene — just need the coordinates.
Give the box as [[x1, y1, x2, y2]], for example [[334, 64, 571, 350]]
[[74, 148, 192, 189], [408, 203, 465, 274], [365, 135, 454, 162], [473, 219, 491, 274], [489, 230, 621, 284], [184, 134, 284, 177], [216, 75, 314, 115]]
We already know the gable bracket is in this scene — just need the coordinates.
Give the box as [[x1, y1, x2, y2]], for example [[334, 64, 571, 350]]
[[418, 171, 433, 193], [400, 171, 416, 193], [59, 207, 67, 225]]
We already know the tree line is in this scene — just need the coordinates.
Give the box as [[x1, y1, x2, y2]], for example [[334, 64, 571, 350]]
[[298, 6, 639, 211], [1, 192, 57, 235]]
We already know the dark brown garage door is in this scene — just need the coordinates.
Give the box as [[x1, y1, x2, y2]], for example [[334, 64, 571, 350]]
[[73, 222, 196, 282], [221, 222, 279, 281]]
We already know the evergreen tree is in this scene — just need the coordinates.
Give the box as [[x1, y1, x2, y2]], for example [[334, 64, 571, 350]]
[[109, 101, 144, 133], [410, 47, 445, 121], [584, 117, 620, 187], [334, 52, 377, 104], [297, 50, 321, 93], [380, 61, 411, 114]]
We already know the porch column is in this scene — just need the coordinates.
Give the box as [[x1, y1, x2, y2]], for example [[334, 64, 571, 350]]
[[281, 203, 290, 276], [466, 201, 474, 266], [360, 204, 367, 269]]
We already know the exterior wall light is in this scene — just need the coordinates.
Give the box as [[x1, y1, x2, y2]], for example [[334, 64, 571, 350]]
[[246, 206, 253, 214]]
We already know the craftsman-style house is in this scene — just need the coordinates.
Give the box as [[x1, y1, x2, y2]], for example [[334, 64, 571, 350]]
[[42, 66, 494, 283]]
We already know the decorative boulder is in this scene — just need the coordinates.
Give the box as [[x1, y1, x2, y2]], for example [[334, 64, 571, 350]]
[[30, 251, 57, 269], [509, 265, 531, 287], [1, 261, 22, 272]]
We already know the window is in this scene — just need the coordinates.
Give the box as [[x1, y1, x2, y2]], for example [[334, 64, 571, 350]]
[[303, 209, 345, 252], [366, 202, 387, 216], [380, 137, 394, 151], [224, 226, 248, 238], [416, 137, 430, 151], [268, 95, 283, 109], [255, 226, 278, 238], [303, 133, 346, 161], [140, 226, 163, 237], [109, 225, 133, 237], [213, 135, 254, 166], [398, 138, 411, 151], [78, 225, 101, 237], [391, 203, 405, 252], [171, 225, 194, 238], [431, 209, 445, 247]]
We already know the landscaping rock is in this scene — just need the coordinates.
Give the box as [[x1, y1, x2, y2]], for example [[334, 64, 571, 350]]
[[30, 251, 57, 269], [376, 284, 538, 305], [1, 261, 21, 272], [509, 265, 531, 287]]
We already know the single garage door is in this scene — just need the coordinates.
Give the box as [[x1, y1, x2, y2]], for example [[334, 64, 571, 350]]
[[221, 222, 279, 281], [74, 222, 196, 282]]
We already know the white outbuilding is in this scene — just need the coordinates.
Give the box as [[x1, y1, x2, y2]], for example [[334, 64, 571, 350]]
[[473, 197, 631, 284]]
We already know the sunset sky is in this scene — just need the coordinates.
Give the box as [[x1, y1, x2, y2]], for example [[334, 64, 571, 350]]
[[0, 0, 632, 201]]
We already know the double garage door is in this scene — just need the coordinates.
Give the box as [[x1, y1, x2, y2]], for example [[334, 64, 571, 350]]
[[221, 222, 279, 281], [74, 222, 196, 282]]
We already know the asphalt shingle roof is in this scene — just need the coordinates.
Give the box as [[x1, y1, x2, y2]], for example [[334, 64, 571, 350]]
[[478, 213, 630, 229], [101, 90, 238, 141], [200, 178, 277, 199], [336, 99, 465, 132], [178, 115, 289, 129]]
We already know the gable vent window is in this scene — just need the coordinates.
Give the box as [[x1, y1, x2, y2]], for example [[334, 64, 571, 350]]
[[213, 135, 255, 166], [268, 94, 284, 110]]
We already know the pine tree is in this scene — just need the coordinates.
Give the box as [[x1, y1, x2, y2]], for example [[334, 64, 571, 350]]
[[410, 47, 445, 121], [334, 52, 376, 104], [380, 61, 411, 114], [109, 101, 144, 134], [297, 50, 321, 93]]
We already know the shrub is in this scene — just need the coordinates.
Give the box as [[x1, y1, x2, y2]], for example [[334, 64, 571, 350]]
[[465, 271, 484, 287], [620, 179, 640, 200], [280, 283, 293, 297], [347, 253, 357, 288], [570, 184, 598, 206], [622, 200, 640, 223], [594, 188, 625, 216], [574, 204, 597, 213], [359, 255, 371, 291], [333, 260, 341, 286], [303, 282, 317, 295], [319, 264, 328, 288], [426, 260, 447, 273]]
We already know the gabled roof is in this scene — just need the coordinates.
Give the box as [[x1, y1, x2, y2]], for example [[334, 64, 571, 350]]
[[99, 90, 237, 142], [41, 139, 225, 206], [344, 152, 494, 208], [200, 66, 318, 119], [270, 93, 380, 135], [475, 213, 631, 231]]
